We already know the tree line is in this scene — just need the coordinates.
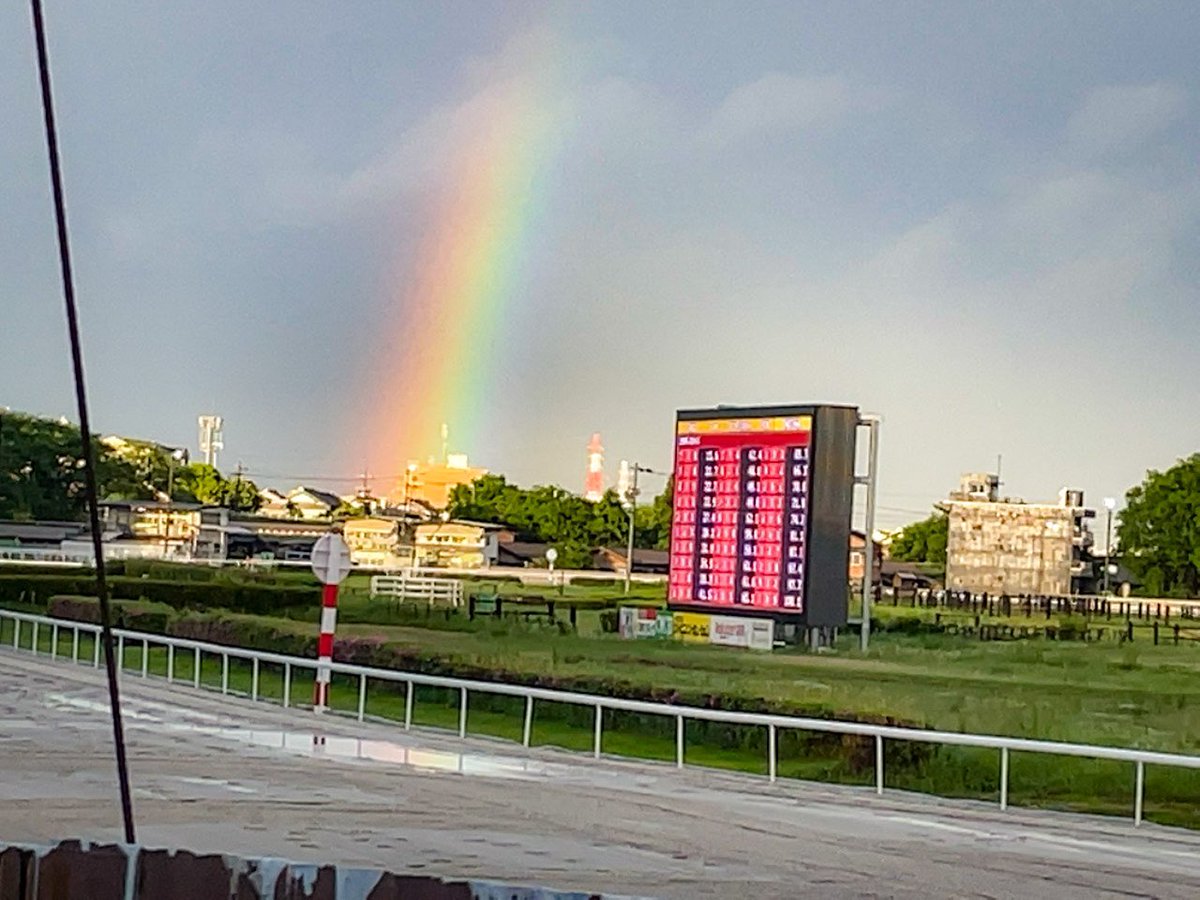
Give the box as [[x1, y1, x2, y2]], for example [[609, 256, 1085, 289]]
[[447, 473, 673, 569], [0, 410, 261, 520]]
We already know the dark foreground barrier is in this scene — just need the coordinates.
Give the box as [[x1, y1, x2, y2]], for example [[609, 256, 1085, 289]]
[[0, 839, 636, 900]]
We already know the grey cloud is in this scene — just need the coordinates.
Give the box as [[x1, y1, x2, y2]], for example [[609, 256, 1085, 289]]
[[1065, 82, 1187, 158], [705, 73, 852, 144]]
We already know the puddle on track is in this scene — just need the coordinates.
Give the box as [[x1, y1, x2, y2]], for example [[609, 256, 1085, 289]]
[[44, 690, 569, 781]]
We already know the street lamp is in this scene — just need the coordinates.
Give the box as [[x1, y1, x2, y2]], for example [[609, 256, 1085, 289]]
[[1103, 497, 1117, 595], [161, 447, 189, 560], [622, 463, 666, 595], [623, 465, 641, 595]]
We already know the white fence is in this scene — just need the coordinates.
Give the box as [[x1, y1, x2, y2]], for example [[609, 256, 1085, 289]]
[[369, 573, 464, 608], [0, 547, 95, 566], [1, 608, 1196, 826]]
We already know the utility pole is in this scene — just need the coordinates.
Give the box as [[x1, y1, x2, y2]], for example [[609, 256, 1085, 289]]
[[857, 415, 881, 652], [624, 463, 640, 595], [231, 461, 246, 511], [163, 447, 188, 560], [1103, 497, 1116, 594]]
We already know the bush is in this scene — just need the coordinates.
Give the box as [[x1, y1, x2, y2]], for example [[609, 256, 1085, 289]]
[[579, 577, 622, 590], [47, 595, 174, 632], [598, 609, 619, 633], [23, 595, 935, 776], [0, 573, 316, 616]]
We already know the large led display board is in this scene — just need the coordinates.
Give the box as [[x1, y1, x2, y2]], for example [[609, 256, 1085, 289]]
[[668, 404, 858, 626]]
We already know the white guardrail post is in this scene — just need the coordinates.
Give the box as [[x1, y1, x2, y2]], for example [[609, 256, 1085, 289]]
[[676, 715, 685, 768], [1135, 761, 1145, 826], [875, 734, 884, 795], [593, 704, 603, 759], [3, 608, 1199, 827], [1000, 747, 1010, 811], [768, 724, 777, 783]]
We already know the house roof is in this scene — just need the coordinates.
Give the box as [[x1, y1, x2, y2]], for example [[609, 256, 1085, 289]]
[[99, 499, 202, 511], [0, 521, 88, 544], [880, 559, 940, 583], [288, 486, 341, 508], [448, 518, 509, 531], [498, 541, 550, 560], [225, 514, 332, 536], [598, 546, 671, 566]]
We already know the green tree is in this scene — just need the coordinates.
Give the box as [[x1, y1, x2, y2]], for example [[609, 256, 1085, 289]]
[[889, 511, 948, 566], [1119, 455, 1200, 597], [638, 475, 676, 554], [0, 410, 142, 520], [100, 437, 180, 499], [172, 463, 261, 512], [447, 475, 676, 564]]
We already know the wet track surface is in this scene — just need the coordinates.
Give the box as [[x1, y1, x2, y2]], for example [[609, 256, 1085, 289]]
[[4, 651, 1200, 898]]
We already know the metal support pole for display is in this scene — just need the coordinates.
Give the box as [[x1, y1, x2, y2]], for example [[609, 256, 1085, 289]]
[[857, 415, 881, 652], [623, 464, 640, 595]]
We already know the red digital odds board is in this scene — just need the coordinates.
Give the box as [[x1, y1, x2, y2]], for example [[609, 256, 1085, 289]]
[[669, 412, 813, 612]]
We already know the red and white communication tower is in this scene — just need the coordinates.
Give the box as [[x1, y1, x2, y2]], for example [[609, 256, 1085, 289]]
[[584, 432, 605, 501]]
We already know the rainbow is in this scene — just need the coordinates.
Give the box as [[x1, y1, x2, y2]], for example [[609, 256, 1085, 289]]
[[361, 51, 572, 481]]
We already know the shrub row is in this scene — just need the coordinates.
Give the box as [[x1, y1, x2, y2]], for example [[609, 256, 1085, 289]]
[[0, 574, 313, 616], [42, 596, 933, 775], [48, 595, 176, 633]]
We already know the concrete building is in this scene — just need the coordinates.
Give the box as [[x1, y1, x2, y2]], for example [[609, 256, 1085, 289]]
[[342, 516, 412, 568], [413, 519, 505, 568], [98, 500, 202, 558], [944, 474, 1095, 596], [848, 530, 884, 592], [396, 455, 487, 510]]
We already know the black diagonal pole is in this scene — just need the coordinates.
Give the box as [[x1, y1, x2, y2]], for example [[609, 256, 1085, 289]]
[[29, 0, 137, 845]]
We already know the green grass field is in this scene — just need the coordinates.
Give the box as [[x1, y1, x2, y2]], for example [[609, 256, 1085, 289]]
[[7, 605, 1200, 828]]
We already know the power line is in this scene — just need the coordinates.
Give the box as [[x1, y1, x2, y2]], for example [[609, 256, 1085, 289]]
[[29, 0, 136, 844]]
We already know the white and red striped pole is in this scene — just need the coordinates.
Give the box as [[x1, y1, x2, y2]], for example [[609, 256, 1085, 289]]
[[314, 581, 338, 711], [309, 532, 352, 718]]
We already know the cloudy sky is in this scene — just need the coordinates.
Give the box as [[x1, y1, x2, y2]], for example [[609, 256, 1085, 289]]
[[2, 2, 1198, 527]]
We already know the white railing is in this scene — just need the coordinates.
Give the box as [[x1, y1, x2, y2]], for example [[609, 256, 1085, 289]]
[[370, 573, 464, 608], [2, 607, 1196, 826], [0, 547, 95, 566]]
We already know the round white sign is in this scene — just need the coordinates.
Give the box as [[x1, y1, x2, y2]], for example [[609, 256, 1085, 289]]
[[545, 547, 558, 564], [311, 533, 353, 585]]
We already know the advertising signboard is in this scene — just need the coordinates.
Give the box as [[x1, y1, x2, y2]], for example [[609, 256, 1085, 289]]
[[709, 614, 775, 651], [617, 607, 773, 650], [672, 611, 712, 643], [668, 404, 857, 626]]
